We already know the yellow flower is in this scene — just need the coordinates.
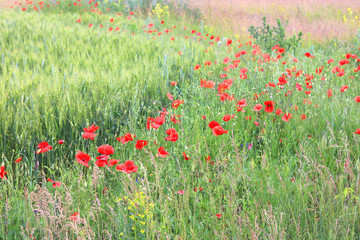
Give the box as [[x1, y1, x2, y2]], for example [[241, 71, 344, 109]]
[[140, 230, 145, 234]]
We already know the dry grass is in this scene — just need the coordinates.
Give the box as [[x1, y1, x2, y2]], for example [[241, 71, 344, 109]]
[[0, 0, 13, 9], [184, 0, 360, 43], [29, 175, 95, 240]]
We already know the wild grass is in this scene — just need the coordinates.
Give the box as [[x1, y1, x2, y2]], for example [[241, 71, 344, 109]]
[[0, 0, 360, 239]]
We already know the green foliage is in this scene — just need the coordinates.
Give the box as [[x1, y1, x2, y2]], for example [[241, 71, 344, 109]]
[[248, 16, 303, 52], [1, 3, 360, 240]]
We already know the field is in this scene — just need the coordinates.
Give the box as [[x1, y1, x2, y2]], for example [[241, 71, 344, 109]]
[[0, 0, 360, 239], [186, 0, 360, 44]]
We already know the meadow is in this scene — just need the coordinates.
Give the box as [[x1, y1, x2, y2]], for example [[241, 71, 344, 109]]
[[0, 0, 360, 239], [186, 0, 360, 44]]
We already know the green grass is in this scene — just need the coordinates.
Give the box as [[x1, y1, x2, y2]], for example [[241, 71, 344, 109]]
[[1, 2, 360, 239]]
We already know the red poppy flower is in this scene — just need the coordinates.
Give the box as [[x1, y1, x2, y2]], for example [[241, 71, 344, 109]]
[[199, 79, 215, 89], [170, 81, 178, 86], [83, 124, 99, 133], [264, 101, 275, 113], [0, 165, 7, 179], [135, 140, 148, 150], [355, 128, 360, 135], [183, 152, 190, 160], [208, 121, 220, 129], [345, 53, 353, 59], [115, 164, 126, 172], [304, 52, 314, 58], [58, 140, 64, 145], [172, 99, 184, 109], [355, 96, 360, 102], [75, 151, 91, 167], [148, 115, 165, 129], [170, 115, 181, 124], [194, 64, 201, 70], [177, 190, 184, 194], [278, 76, 287, 85], [15, 157, 22, 163], [157, 147, 169, 158], [159, 108, 168, 116], [36, 142, 52, 154], [222, 114, 235, 122], [70, 212, 80, 222], [212, 126, 228, 136], [95, 155, 109, 167], [327, 88, 333, 98], [108, 159, 119, 167], [117, 133, 134, 144], [97, 145, 114, 155], [340, 85, 349, 92], [253, 104, 263, 112], [275, 109, 284, 116], [223, 57, 231, 64], [204, 61, 211, 66], [237, 106, 245, 112], [47, 178, 61, 188], [237, 99, 248, 107], [82, 124, 99, 140], [217, 93, 234, 101], [82, 132, 97, 140], [339, 59, 349, 66], [216, 214, 221, 218], [167, 92, 174, 100], [282, 113, 293, 122], [165, 128, 179, 142], [116, 160, 138, 173]]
